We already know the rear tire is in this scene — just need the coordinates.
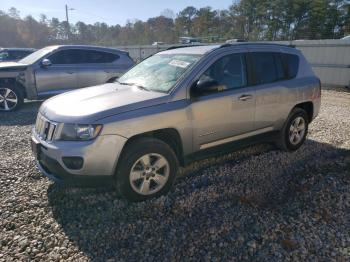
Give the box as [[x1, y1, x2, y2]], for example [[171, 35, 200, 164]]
[[0, 85, 24, 112], [276, 108, 309, 152], [115, 137, 179, 202]]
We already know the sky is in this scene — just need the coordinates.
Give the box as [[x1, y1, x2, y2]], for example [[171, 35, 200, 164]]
[[1, 0, 235, 25]]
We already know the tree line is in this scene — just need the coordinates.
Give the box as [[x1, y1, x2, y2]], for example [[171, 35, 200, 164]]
[[0, 0, 349, 48]]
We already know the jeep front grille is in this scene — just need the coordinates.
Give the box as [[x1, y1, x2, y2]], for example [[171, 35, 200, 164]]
[[35, 114, 57, 141]]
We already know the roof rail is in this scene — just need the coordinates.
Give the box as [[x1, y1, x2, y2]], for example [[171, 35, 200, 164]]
[[219, 42, 296, 48]]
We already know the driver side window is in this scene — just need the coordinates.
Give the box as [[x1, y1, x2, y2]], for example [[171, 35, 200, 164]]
[[47, 49, 82, 65], [198, 53, 247, 93]]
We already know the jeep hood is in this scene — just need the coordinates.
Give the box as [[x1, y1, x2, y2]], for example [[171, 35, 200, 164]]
[[0, 62, 28, 71], [40, 83, 170, 123]]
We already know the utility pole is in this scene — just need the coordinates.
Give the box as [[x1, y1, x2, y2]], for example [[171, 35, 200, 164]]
[[65, 4, 74, 40], [65, 4, 69, 24]]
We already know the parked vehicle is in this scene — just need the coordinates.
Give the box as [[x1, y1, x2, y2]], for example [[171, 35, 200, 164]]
[[179, 37, 202, 44], [341, 35, 350, 41], [152, 42, 165, 46], [31, 43, 321, 201], [0, 48, 36, 62], [225, 39, 246, 43], [0, 45, 134, 111]]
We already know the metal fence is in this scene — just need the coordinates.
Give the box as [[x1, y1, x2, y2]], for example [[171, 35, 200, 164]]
[[115, 39, 350, 88]]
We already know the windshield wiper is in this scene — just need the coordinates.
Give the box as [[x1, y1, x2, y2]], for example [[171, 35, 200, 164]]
[[134, 85, 150, 91], [116, 80, 129, 85], [116, 80, 150, 91]]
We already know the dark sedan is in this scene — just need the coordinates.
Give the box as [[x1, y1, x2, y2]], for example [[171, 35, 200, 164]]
[[0, 48, 36, 62]]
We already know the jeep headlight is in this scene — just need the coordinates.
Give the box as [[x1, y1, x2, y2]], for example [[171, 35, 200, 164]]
[[58, 124, 103, 141]]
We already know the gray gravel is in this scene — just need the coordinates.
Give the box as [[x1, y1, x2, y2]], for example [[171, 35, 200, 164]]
[[0, 90, 349, 261]]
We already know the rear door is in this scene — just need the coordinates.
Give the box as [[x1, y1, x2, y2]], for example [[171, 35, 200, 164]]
[[248, 50, 291, 131], [75, 50, 121, 88], [35, 49, 78, 95]]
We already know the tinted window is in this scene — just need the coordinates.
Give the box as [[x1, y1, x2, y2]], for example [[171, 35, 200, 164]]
[[8, 51, 32, 60], [198, 53, 247, 92], [252, 52, 285, 84], [84, 50, 119, 63], [283, 53, 299, 79], [48, 50, 82, 64], [48, 49, 119, 64]]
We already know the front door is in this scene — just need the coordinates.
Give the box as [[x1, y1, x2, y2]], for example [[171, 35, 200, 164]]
[[35, 49, 79, 96], [189, 52, 256, 151]]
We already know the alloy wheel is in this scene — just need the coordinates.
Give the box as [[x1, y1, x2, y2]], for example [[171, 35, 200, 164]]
[[0, 88, 18, 111], [289, 116, 306, 145], [129, 153, 170, 195]]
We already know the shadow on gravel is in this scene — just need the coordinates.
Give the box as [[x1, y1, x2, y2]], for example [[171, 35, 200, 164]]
[[47, 140, 350, 261], [0, 101, 42, 126]]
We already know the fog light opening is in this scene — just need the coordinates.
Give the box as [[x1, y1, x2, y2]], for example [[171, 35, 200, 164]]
[[62, 157, 84, 170]]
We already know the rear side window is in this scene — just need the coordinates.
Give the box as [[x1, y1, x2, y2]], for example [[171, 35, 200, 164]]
[[283, 53, 299, 79], [251, 52, 285, 84], [79, 50, 119, 63]]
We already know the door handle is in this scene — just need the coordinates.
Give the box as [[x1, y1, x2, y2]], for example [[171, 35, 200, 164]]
[[238, 94, 253, 101]]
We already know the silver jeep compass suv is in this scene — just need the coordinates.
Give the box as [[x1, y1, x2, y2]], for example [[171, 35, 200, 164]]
[[31, 43, 321, 201], [0, 45, 134, 111]]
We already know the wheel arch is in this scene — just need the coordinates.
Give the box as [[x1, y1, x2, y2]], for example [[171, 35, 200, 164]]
[[0, 78, 26, 98], [293, 101, 314, 122], [119, 128, 185, 166]]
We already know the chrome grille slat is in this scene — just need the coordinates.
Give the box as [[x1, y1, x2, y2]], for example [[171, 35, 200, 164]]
[[47, 123, 56, 140], [34, 114, 57, 141]]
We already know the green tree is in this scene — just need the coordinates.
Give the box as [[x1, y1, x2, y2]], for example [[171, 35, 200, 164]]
[[1, 1, 349, 48], [175, 6, 197, 36]]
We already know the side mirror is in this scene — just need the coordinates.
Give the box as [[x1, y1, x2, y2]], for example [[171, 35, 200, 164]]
[[193, 78, 222, 96], [41, 58, 52, 67]]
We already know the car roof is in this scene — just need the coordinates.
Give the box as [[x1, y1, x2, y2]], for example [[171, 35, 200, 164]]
[[0, 47, 36, 51], [158, 42, 296, 55], [47, 45, 128, 54], [159, 45, 220, 55]]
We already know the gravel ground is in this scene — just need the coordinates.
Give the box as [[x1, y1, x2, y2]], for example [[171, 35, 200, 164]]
[[0, 90, 349, 261]]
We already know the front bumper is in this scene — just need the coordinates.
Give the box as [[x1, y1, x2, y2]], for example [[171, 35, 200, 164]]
[[31, 132, 127, 183]]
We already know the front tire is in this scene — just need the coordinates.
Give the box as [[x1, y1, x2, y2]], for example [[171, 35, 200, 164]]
[[115, 137, 179, 202], [276, 108, 309, 151], [0, 85, 23, 112]]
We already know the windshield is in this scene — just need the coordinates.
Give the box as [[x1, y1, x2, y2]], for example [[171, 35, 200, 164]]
[[118, 53, 201, 93], [19, 46, 57, 64]]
